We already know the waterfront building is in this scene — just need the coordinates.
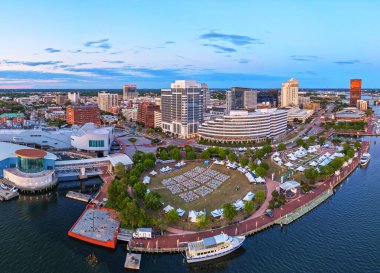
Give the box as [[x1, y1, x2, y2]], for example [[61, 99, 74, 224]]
[[356, 99, 368, 111], [281, 78, 299, 107], [0, 113, 25, 126], [0, 142, 58, 192], [287, 108, 314, 123], [98, 92, 118, 112], [198, 109, 287, 144], [123, 84, 139, 100], [68, 92, 80, 104], [66, 104, 101, 126], [161, 80, 203, 138], [70, 123, 114, 156], [334, 107, 366, 122], [350, 79, 362, 106], [137, 102, 160, 128], [226, 87, 257, 113], [154, 110, 162, 128]]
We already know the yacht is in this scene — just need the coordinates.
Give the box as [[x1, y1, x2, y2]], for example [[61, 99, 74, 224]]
[[360, 153, 371, 167], [186, 233, 245, 263]]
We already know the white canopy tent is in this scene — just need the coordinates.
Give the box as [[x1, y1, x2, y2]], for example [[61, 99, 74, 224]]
[[163, 205, 174, 213], [143, 176, 151, 185], [243, 191, 255, 201], [177, 208, 185, 217]]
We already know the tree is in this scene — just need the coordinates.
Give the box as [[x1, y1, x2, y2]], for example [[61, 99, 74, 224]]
[[218, 149, 227, 159], [142, 159, 155, 169], [347, 149, 355, 158], [354, 141, 362, 149], [144, 192, 162, 210], [248, 161, 257, 171], [318, 136, 326, 146], [244, 200, 255, 215], [255, 190, 265, 202], [255, 166, 267, 178], [254, 149, 265, 159], [271, 190, 279, 198], [196, 213, 209, 228], [65, 100, 71, 106], [166, 209, 180, 223], [262, 144, 273, 154], [296, 138, 304, 147], [259, 162, 269, 170], [277, 143, 286, 151], [239, 157, 249, 167], [146, 128, 154, 134], [169, 148, 182, 160], [227, 152, 237, 162], [114, 163, 126, 179], [184, 145, 192, 153], [133, 182, 147, 199], [222, 203, 238, 222], [186, 151, 197, 160], [107, 179, 127, 209], [120, 200, 147, 228], [304, 168, 319, 183], [160, 149, 169, 160], [200, 150, 211, 160]]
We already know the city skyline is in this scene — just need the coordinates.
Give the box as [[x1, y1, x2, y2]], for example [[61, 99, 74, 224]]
[[0, 0, 379, 89]]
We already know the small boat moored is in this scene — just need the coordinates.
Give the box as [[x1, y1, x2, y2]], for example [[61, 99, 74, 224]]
[[360, 153, 371, 167], [186, 233, 245, 263]]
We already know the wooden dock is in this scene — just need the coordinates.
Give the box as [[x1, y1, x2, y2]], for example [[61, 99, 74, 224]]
[[0, 189, 19, 201], [65, 191, 91, 202], [124, 253, 141, 270], [117, 228, 133, 242]]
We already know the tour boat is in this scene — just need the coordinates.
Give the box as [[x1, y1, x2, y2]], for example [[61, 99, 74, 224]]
[[186, 233, 245, 263], [360, 153, 371, 167]]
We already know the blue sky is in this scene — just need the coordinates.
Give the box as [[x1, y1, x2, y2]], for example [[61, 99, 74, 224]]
[[0, 0, 378, 89]]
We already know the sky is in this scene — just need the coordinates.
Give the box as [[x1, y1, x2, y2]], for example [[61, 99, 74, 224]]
[[0, 0, 379, 89]]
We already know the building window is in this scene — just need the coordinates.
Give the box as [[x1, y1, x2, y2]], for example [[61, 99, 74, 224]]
[[89, 140, 104, 147]]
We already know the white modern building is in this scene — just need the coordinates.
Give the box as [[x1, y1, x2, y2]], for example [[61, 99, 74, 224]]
[[287, 108, 314, 123], [281, 78, 299, 107], [68, 92, 80, 104], [161, 80, 204, 138], [122, 107, 138, 121], [154, 110, 162, 128], [98, 92, 118, 112], [70, 123, 114, 156], [199, 109, 287, 143]]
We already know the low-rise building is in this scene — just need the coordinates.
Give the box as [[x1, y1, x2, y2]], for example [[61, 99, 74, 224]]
[[334, 107, 366, 122], [287, 108, 314, 123], [356, 100, 368, 111], [122, 107, 138, 122], [0, 113, 25, 126], [66, 104, 101, 126], [199, 109, 287, 144]]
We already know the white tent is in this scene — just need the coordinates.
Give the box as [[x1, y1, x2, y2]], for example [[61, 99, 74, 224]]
[[309, 161, 318, 167], [245, 172, 255, 183], [256, 177, 266, 183], [143, 176, 151, 185], [211, 209, 223, 218], [163, 205, 174, 213], [296, 166, 305, 172], [243, 191, 255, 201], [149, 170, 158, 176], [233, 200, 244, 211], [188, 210, 199, 222], [273, 152, 280, 157], [285, 162, 294, 168], [287, 153, 295, 158], [177, 208, 185, 217]]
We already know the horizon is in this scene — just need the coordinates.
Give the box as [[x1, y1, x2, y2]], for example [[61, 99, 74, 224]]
[[0, 0, 379, 89]]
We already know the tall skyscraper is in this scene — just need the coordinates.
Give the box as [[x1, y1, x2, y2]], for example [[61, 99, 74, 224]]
[[68, 92, 80, 104], [98, 92, 118, 112], [161, 80, 203, 138], [201, 83, 210, 111], [350, 79, 362, 106], [281, 78, 299, 107], [123, 84, 138, 100], [226, 87, 257, 113]]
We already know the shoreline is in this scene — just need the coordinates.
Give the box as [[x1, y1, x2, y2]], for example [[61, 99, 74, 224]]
[[129, 141, 369, 253]]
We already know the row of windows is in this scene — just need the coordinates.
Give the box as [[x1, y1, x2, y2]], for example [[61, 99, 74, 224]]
[[89, 140, 104, 147]]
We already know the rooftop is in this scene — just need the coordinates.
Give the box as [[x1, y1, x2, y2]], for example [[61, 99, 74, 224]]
[[15, 149, 47, 158], [0, 142, 57, 161]]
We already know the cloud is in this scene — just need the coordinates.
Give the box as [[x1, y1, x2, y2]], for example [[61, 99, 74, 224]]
[[238, 59, 249, 64], [45, 48, 61, 53], [200, 31, 262, 46], [290, 55, 319, 62], [84, 39, 112, 49], [164, 41, 175, 44], [202, 44, 236, 53], [69, 49, 82, 53], [76, 62, 92, 66], [2, 60, 63, 66], [103, 61, 124, 64], [333, 60, 361, 65], [109, 51, 123, 55]]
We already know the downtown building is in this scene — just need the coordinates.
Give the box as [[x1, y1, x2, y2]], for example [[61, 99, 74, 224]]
[[161, 80, 204, 138], [281, 78, 299, 107], [226, 87, 257, 113], [66, 105, 101, 126], [123, 84, 139, 100], [350, 79, 362, 106], [199, 109, 287, 144], [98, 92, 118, 112], [137, 102, 160, 128]]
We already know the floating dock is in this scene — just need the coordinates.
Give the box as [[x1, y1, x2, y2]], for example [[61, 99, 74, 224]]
[[124, 253, 141, 270], [117, 228, 133, 242], [0, 189, 19, 201], [66, 191, 92, 202]]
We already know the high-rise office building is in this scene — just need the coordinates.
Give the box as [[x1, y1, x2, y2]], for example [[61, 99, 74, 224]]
[[350, 79, 362, 106], [66, 105, 101, 126], [257, 90, 279, 107], [123, 84, 139, 100], [226, 87, 257, 113], [161, 80, 203, 138], [98, 92, 118, 112], [356, 99, 368, 111], [137, 102, 160, 128], [55, 95, 67, 105], [281, 78, 299, 107], [201, 83, 210, 111], [68, 92, 80, 104]]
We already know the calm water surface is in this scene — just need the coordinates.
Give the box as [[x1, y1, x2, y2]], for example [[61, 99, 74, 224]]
[[1, 111, 380, 273]]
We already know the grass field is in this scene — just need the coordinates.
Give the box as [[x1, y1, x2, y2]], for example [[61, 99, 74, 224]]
[[148, 162, 265, 212]]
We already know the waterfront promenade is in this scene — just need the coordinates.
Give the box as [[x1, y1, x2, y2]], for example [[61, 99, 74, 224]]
[[130, 141, 369, 253]]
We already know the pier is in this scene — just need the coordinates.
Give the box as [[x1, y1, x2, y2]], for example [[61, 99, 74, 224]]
[[65, 191, 92, 202], [0, 189, 19, 201], [124, 253, 142, 270]]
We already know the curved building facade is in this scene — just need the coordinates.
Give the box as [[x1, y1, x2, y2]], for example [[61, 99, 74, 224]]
[[199, 109, 287, 143], [0, 142, 58, 192]]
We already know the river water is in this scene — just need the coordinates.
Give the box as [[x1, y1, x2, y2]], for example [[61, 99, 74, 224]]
[[1, 113, 380, 273]]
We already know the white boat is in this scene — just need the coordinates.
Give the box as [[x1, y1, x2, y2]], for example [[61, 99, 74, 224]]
[[186, 233, 245, 263], [360, 153, 371, 167]]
